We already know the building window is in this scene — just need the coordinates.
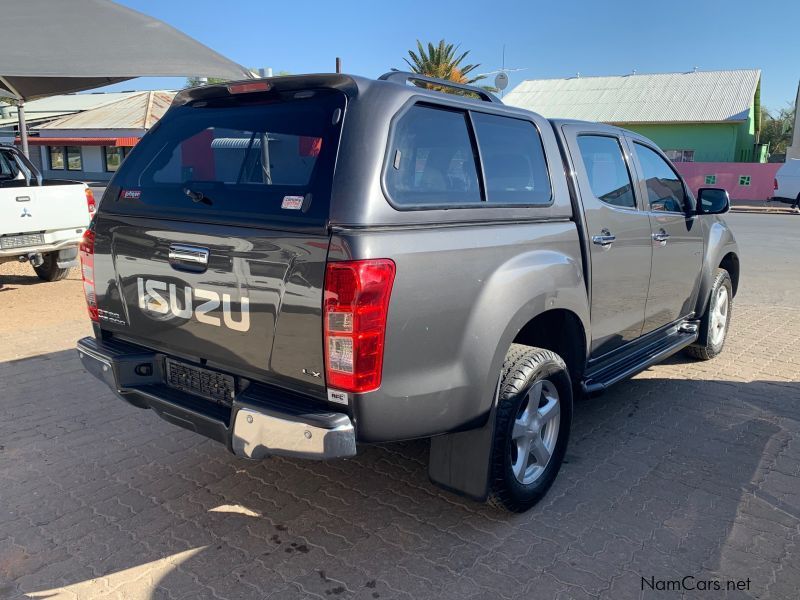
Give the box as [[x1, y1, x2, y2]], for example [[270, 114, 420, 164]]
[[705, 175, 717, 185], [664, 149, 695, 163], [104, 146, 125, 172], [49, 146, 65, 170], [738, 175, 751, 186], [66, 146, 82, 171]]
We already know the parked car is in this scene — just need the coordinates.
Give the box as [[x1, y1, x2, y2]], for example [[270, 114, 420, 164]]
[[75, 73, 739, 512], [0, 144, 95, 280], [771, 158, 800, 206]]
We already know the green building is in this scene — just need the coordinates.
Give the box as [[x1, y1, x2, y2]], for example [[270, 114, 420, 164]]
[[504, 69, 765, 163]]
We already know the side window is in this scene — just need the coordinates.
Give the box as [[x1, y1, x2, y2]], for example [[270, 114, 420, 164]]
[[386, 104, 481, 206], [0, 150, 19, 180], [576, 135, 636, 209], [634, 143, 689, 213], [471, 112, 551, 204]]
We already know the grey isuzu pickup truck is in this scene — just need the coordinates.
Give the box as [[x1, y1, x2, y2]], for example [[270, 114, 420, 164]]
[[76, 72, 739, 512]]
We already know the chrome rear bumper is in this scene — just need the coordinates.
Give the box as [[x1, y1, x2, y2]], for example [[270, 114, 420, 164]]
[[76, 336, 356, 460]]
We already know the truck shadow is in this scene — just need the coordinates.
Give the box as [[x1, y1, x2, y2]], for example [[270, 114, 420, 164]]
[[2, 349, 797, 599], [0, 267, 80, 289]]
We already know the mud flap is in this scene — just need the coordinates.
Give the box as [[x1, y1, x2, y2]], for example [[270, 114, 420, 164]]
[[428, 379, 500, 501], [56, 247, 79, 269]]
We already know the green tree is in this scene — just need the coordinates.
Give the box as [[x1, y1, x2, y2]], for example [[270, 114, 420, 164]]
[[184, 76, 229, 88], [760, 104, 795, 156], [403, 39, 485, 85]]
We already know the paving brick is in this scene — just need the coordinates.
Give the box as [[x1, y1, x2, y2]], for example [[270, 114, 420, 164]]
[[1, 269, 798, 600]]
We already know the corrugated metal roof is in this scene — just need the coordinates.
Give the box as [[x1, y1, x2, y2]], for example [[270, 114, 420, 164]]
[[0, 111, 72, 127], [37, 91, 175, 130], [503, 70, 761, 124], [0, 91, 143, 115]]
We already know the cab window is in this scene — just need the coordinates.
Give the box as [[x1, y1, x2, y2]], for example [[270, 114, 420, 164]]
[[634, 143, 690, 213]]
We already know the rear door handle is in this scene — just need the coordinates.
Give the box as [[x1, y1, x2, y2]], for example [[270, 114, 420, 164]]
[[591, 229, 616, 248], [169, 244, 209, 272]]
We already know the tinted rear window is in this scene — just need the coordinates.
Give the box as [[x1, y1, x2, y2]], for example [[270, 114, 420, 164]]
[[107, 89, 345, 226], [385, 104, 482, 206]]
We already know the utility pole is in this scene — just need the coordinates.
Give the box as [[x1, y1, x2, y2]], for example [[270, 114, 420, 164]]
[[787, 80, 800, 160], [17, 100, 28, 157]]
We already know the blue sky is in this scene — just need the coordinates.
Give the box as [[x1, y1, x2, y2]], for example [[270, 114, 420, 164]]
[[103, 0, 800, 112]]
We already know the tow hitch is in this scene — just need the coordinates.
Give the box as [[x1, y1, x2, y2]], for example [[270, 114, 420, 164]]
[[20, 253, 44, 267]]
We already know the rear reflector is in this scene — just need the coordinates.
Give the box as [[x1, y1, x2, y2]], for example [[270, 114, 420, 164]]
[[85, 187, 96, 215], [324, 259, 396, 393], [79, 230, 98, 322], [774, 178, 779, 191], [227, 81, 272, 95]]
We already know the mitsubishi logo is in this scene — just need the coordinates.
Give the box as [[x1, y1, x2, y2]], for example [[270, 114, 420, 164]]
[[20, 208, 32, 218]]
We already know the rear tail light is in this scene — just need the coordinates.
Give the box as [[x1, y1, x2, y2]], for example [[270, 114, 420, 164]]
[[774, 178, 779, 191], [85, 187, 96, 215], [79, 229, 98, 322], [324, 259, 396, 393]]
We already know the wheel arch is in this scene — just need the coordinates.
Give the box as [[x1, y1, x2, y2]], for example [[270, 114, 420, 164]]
[[511, 308, 588, 385], [719, 251, 740, 297], [694, 220, 739, 316]]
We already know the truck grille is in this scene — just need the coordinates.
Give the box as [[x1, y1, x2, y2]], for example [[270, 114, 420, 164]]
[[0, 233, 44, 250], [165, 358, 235, 406]]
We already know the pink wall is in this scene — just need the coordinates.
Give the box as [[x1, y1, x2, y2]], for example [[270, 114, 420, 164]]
[[674, 162, 781, 202]]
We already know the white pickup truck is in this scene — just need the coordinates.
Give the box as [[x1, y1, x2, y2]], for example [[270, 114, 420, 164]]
[[0, 144, 95, 281]]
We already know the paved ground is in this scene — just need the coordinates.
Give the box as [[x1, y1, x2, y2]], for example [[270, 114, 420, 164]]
[[1, 215, 798, 600]]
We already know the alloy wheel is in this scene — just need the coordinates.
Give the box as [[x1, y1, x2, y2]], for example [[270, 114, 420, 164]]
[[510, 379, 560, 485]]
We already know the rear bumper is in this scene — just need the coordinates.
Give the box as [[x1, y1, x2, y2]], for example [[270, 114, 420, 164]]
[[76, 336, 356, 460], [0, 228, 84, 259]]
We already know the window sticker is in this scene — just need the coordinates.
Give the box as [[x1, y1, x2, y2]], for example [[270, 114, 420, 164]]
[[281, 195, 304, 210]]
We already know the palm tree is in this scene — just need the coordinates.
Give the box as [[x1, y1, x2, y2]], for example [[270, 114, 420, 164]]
[[404, 40, 485, 85]]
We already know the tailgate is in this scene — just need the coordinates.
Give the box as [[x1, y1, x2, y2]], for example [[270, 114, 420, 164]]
[[94, 214, 330, 398], [1, 183, 88, 235], [89, 84, 348, 400]]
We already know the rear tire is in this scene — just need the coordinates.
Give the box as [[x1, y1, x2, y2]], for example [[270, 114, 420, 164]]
[[684, 268, 732, 360], [487, 344, 572, 513], [33, 253, 70, 282]]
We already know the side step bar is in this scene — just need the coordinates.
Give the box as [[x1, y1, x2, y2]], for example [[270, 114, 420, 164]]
[[582, 325, 699, 395]]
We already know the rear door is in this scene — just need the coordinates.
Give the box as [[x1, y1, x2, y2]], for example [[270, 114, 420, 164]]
[[626, 140, 704, 333], [92, 87, 346, 399], [561, 126, 653, 357]]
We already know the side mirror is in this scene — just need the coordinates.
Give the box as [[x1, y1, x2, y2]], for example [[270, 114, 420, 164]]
[[697, 187, 730, 215]]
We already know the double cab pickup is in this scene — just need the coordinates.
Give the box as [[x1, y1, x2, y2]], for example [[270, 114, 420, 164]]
[[76, 72, 739, 512]]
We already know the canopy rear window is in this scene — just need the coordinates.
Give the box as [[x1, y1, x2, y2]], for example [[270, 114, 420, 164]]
[[108, 89, 345, 226]]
